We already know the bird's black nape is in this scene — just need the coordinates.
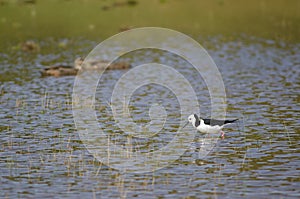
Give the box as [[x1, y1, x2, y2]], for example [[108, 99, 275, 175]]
[[193, 114, 200, 127]]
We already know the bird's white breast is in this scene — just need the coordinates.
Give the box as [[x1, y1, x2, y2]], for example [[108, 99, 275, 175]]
[[196, 120, 222, 133]]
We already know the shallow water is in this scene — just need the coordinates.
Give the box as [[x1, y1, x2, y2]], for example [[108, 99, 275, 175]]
[[0, 35, 299, 198]]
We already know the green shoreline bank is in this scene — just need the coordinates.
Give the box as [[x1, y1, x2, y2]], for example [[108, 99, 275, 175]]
[[0, 0, 299, 44]]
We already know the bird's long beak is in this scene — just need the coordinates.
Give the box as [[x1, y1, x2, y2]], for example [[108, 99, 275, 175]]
[[182, 121, 189, 129]]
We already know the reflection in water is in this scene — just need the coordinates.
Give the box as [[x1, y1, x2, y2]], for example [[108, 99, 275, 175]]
[[0, 37, 299, 198]]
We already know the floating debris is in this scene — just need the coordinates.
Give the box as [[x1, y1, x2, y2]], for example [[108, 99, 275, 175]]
[[102, 0, 138, 11], [21, 40, 40, 52], [101, 5, 110, 11], [75, 57, 131, 70], [41, 58, 131, 77], [119, 25, 134, 32], [41, 65, 78, 77], [127, 0, 138, 6], [18, 0, 36, 5]]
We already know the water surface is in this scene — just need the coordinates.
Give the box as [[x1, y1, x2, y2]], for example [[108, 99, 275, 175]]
[[0, 35, 299, 198], [0, 0, 299, 198]]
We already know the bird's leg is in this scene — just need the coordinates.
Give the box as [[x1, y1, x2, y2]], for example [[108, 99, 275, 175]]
[[220, 131, 225, 139]]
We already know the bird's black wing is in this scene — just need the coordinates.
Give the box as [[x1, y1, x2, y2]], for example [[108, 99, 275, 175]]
[[202, 118, 238, 126]]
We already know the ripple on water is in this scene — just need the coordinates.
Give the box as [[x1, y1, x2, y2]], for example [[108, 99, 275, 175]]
[[0, 37, 299, 198]]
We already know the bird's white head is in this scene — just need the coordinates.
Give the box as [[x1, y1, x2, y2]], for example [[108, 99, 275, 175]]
[[182, 114, 201, 129], [187, 114, 200, 128]]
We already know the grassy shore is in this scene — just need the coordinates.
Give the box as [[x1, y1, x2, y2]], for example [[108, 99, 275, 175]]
[[0, 0, 299, 44]]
